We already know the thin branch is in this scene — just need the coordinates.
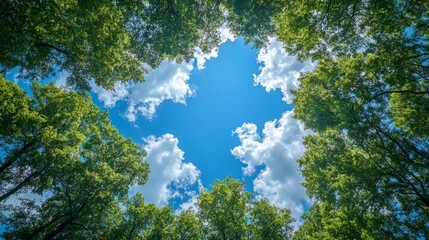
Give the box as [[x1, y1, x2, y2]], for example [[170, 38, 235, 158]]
[[34, 42, 68, 55], [372, 89, 429, 99]]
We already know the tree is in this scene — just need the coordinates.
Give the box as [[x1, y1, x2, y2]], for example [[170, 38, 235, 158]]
[[276, 0, 428, 139], [1, 76, 91, 203], [171, 209, 203, 240], [275, 0, 428, 61], [100, 193, 159, 240], [294, 130, 409, 239], [250, 199, 294, 240], [0, 78, 149, 239], [389, 85, 429, 138], [278, 2, 429, 235], [128, 0, 225, 67], [198, 177, 251, 240], [0, 0, 296, 90], [197, 177, 294, 240], [103, 193, 205, 240], [292, 54, 429, 238], [102, 177, 293, 240], [0, 0, 224, 90], [223, 0, 285, 48]]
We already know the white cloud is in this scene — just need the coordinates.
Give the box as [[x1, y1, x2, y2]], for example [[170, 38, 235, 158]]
[[92, 59, 193, 121], [125, 60, 194, 120], [231, 110, 311, 221], [194, 24, 236, 70], [92, 25, 236, 121], [92, 82, 129, 107], [194, 47, 219, 70], [254, 38, 314, 104], [132, 134, 201, 207], [219, 23, 236, 44]]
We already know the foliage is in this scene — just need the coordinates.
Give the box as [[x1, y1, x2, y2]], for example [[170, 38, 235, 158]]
[[198, 177, 251, 240], [292, 54, 429, 238], [250, 199, 294, 240], [275, 0, 429, 61], [0, 0, 225, 90], [0, 78, 149, 239], [171, 209, 203, 240], [2, 0, 428, 238], [198, 177, 294, 240], [276, 0, 429, 238], [223, 0, 285, 48], [0, 0, 286, 90], [100, 177, 294, 240], [295, 131, 407, 239], [0, 1, 298, 238]]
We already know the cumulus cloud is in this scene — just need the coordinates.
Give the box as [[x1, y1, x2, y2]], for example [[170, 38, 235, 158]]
[[194, 47, 220, 71], [132, 134, 201, 207], [231, 110, 311, 221], [91, 59, 193, 121], [125, 60, 195, 120], [93, 25, 236, 121], [254, 37, 314, 104], [218, 23, 237, 44], [92, 81, 129, 107]]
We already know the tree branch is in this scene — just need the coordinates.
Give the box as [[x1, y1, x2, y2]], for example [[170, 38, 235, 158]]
[[34, 42, 68, 55], [373, 90, 429, 99]]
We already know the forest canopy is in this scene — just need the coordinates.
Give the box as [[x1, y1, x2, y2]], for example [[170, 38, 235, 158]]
[[0, 0, 282, 90], [0, 0, 428, 239]]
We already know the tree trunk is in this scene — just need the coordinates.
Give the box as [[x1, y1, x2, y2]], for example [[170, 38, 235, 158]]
[[0, 169, 41, 202], [42, 202, 87, 240], [0, 140, 36, 175], [25, 213, 68, 240], [42, 217, 75, 240]]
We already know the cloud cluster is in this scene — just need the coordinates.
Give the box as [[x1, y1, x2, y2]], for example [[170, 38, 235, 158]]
[[91, 81, 129, 107], [132, 134, 201, 207], [231, 110, 311, 221], [254, 38, 314, 104], [126, 61, 194, 120], [93, 26, 236, 121]]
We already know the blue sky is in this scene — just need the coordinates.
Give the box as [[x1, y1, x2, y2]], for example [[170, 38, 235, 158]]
[[101, 37, 291, 186], [7, 28, 314, 221]]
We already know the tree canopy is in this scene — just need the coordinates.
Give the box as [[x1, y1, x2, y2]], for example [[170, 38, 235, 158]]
[[0, 0, 282, 90], [102, 177, 294, 240], [275, 0, 429, 238], [1, 0, 428, 239], [197, 177, 294, 240], [0, 77, 149, 239]]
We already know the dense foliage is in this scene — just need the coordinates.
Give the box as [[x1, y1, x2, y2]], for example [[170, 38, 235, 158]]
[[0, 77, 149, 239], [276, 0, 429, 238], [0, 0, 281, 90], [97, 177, 293, 240], [198, 177, 293, 240]]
